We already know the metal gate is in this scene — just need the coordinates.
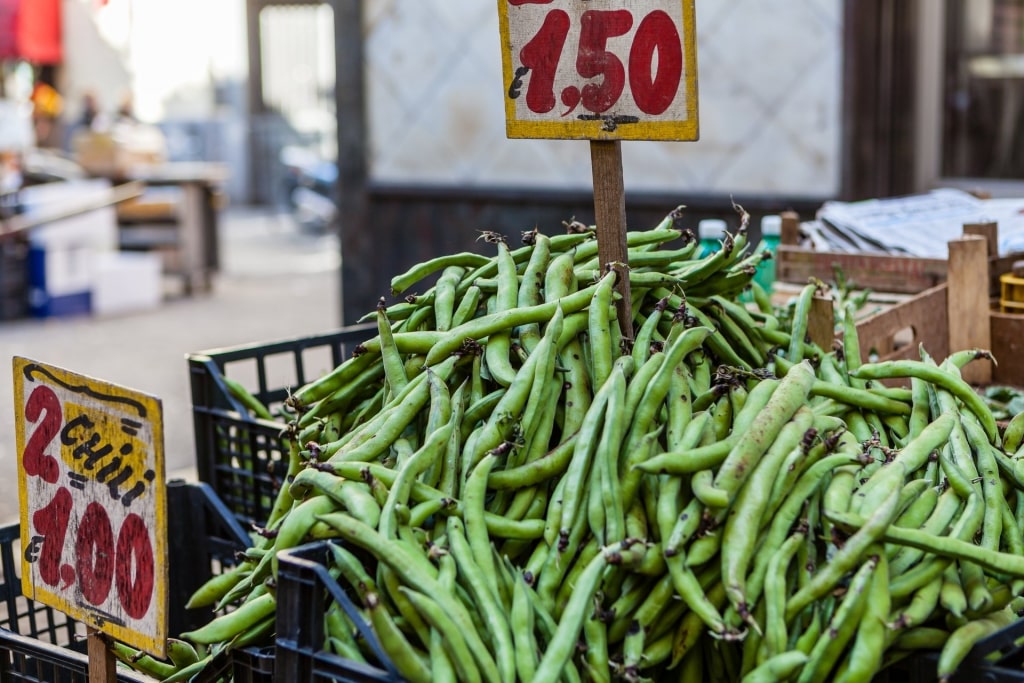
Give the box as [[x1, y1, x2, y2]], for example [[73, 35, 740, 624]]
[[246, 0, 337, 205]]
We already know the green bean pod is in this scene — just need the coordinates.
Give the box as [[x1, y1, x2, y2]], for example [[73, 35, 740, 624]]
[[851, 359, 999, 444], [714, 360, 817, 500], [722, 406, 815, 623], [742, 651, 808, 683], [937, 607, 1016, 683], [531, 546, 612, 683], [761, 531, 806, 661], [796, 554, 878, 683], [787, 463, 903, 621]]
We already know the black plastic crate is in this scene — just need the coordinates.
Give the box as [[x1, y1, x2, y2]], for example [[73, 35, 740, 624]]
[[231, 646, 276, 683], [187, 324, 375, 529], [168, 480, 276, 683], [0, 234, 29, 321], [0, 480, 262, 682], [275, 541, 404, 683], [274, 541, 1024, 683], [904, 613, 1024, 683], [0, 629, 144, 682], [195, 644, 276, 683]]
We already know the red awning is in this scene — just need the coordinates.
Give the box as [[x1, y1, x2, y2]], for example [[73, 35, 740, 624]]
[[17, 0, 62, 64], [0, 0, 19, 60], [0, 0, 62, 64]]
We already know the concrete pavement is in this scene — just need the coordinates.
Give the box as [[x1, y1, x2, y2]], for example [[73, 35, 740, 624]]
[[0, 207, 345, 523]]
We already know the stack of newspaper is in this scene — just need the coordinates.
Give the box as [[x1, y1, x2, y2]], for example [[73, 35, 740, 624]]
[[803, 188, 1024, 258]]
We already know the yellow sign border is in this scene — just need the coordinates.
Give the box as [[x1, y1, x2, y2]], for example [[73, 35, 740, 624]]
[[497, 0, 699, 141], [13, 356, 167, 657]]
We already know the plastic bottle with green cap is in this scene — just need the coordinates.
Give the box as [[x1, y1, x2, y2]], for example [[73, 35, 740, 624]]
[[753, 214, 782, 293], [698, 218, 728, 258]]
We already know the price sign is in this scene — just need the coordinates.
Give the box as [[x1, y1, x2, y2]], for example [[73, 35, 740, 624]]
[[498, 0, 698, 141], [13, 357, 167, 657]]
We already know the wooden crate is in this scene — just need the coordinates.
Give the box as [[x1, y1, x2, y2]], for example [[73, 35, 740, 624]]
[[840, 231, 1024, 386], [989, 311, 1024, 386], [777, 244, 947, 294], [852, 284, 949, 365], [776, 212, 1020, 297]]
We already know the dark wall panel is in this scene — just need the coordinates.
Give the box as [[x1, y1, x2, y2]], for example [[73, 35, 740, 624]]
[[339, 186, 823, 324]]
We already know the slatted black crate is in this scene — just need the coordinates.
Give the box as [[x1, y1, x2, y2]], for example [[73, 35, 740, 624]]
[[187, 324, 375, 529]]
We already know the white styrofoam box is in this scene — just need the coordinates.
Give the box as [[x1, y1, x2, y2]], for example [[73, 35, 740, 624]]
[[90, 251, 163, 316], [30, 243, 95, 297], [27, 243, 95, 317], [20, 179, 119, 252], [0, 99, 33, 152]]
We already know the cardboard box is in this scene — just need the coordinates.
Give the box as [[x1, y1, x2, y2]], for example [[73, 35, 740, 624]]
[[71, 124, 167, 179]]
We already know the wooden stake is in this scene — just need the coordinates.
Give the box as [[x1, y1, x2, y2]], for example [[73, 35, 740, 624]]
[[807, 295, 835, 351], [947, 235, 992, 385], [780, 211, 801, 246], [88, 629, 116, 683], [590, 140, 632, 340], [963, 221, 999, 259]]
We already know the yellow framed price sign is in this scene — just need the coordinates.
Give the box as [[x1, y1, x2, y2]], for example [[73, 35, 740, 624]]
[[13, 357, 167, 657], [497, 0, 698, 141]]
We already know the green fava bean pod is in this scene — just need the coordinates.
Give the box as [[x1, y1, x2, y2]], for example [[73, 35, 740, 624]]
[[722, 406, 815, 624], [531, 545, 615, 683], [364, 591, 432, 683], [937, 607, 1016, 683], [851, 359, 1000, 444], [713, 360, 817, 500], [797, 554, 878, 683], [834, 550, 891, 683], [761, 531, 806, 661], [181, 591, 277, 645], [741, 651, 809, 683], [787, 463, 903, 621], [390, 251, 491, 296]]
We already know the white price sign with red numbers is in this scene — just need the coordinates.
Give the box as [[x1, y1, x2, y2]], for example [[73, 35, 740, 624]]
[[13, 357, 167, 657], [498, 0, 698, 141]]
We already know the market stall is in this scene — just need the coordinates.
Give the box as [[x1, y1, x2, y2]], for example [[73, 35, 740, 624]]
[[9, 2, 1024, 682]]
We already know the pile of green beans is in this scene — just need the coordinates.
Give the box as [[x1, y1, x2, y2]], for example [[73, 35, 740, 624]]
[[116, 207, 1024, 683]]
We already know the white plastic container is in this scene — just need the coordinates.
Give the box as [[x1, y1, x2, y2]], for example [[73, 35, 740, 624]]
[[91, 251, 163, 316], [21, 179, 119, 317]]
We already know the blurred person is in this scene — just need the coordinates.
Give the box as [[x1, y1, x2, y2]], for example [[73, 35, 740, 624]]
[[64, 91, 103, 151], [75, 92, 100, 129], [114, 92, 138, 124]]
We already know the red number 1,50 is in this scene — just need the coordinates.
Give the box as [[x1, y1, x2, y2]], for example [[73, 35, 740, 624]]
[[516, 8, 683, 117]]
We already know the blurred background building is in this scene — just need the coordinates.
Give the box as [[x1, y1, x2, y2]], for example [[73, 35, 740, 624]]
[[0, 0, 1022, 322]]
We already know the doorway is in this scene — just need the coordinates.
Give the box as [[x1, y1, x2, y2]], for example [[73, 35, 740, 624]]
[[918, 0, 1024, 195], [246, 0, 337, 206]]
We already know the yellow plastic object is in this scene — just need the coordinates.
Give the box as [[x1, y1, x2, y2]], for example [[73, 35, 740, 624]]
[[1000, 272, 1024, 312]]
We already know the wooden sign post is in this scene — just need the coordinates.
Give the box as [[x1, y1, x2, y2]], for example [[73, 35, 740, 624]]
[[591, 140, 632, 334], [497, 0, 699, 337], [12, 358, 168, 680]]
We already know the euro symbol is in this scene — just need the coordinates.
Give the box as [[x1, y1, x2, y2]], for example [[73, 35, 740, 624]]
[[23, 536, 43, 564], [509, 66, 530, 99]]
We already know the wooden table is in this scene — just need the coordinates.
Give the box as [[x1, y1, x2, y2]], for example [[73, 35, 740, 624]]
[[121, 162, 228, 296]]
